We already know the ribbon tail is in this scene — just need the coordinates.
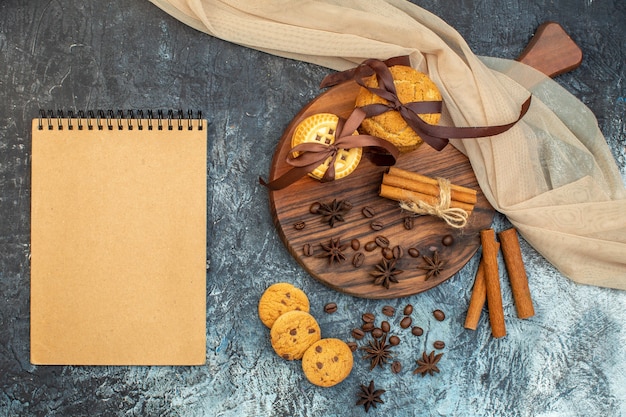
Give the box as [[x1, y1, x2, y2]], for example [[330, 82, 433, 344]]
[[404, 101, 443, 115], [359, 103, 393, 118], [399, 107, 449, 151], [405, 96, 532, 140], [259, 160, 325, 191], [261, 146, 334, 190], [361, 59, 399, 93], [320, 55, 411, 88], [320, 156, 337, 182], [341, 107, 366, 133]]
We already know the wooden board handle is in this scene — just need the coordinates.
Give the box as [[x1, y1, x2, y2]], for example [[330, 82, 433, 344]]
[[516, 21, 583, 77]]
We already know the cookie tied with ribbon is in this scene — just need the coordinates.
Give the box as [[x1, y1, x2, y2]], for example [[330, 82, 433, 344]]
[[321, 56, 532, 152], [260, 108, 399, 190], [356, 65, 442, 153], [291, 113, 363, 181]]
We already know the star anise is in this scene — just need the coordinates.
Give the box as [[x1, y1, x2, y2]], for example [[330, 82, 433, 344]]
[[371, 258, 403, 289], [356, 380, 385, 412], [361, 333, 394, 370], [317, 237, 349, 265], [413, 351, 443, 377], [316, 198, 351, 227], [418, 250, 445, 280]]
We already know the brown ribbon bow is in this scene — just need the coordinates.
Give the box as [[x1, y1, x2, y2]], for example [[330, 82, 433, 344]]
[[260, 108, 399, 190], [321, 56, 532, 151]]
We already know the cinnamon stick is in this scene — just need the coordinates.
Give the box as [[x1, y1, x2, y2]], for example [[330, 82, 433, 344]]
[[498, 228, 535, 319], [464, 242, 499, 330], [480, 229, 506, 338], [464, 259, 486, 330], [379, 184, 475, 213], [385, 168, 477, 205]]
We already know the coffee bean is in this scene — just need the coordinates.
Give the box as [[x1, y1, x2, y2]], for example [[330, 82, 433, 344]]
[[381, 321, 390, 333], [403, 216, 414, 230], [400, 316, 412, 329], [433, 309, 446, 321], [391, 360, 402, 373], [293, 221, 306, 230], [362, 313, 375, 323], [362, 206, 376, 218], [411, 326, 423, 336], [370, 220, 384, 231], [392, 245, 403, 259], [351, 328, 365, 340], [346, 341, 357, 352], [374, 235, 389, 248], [442, 234, 454, 246], [389, 335, 400, 346], [403, 304, 413, 315], [361, 322, 374, 332], [372, 328, 383, 339], [382, 306, 395, 317], [352, 252, 364, 268], [351, 239, 360, 251], [433, 340, 446, 349], [364, 241, 378, 252], [309, 202, 321, 214], [303, 243, 313, 257], [408, 248, 420, 258], [323, 302, 337, 314], [382, 247, 393, 260]]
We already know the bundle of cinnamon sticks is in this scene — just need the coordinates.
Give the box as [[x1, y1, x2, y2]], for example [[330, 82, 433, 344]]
[[464, 228, 535, 338], [379, 167, 477, 214]]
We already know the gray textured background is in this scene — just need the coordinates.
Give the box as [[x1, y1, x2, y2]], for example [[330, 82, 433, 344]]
[[1, 0, 625, 416]]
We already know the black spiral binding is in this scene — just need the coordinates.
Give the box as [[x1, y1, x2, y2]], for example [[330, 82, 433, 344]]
[[37, 109, 204, 131]]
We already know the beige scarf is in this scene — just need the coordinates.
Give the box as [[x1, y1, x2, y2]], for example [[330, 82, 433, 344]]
[[149, 0, 626, 290]]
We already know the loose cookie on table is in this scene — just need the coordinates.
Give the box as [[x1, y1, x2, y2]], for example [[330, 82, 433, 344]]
[[302, 338, 353, 387], [270, 310, 321, 360], [258, 282, 310, 328]]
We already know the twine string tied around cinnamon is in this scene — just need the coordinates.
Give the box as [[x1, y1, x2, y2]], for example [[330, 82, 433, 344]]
[[399, 177, 469, 228]]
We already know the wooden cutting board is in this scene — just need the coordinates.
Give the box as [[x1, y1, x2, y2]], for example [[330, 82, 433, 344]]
[[267, 22, 582, 299]]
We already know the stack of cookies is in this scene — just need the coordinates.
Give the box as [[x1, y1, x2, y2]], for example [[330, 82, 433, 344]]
[[355, 65, 442, 154], [258, 282, 353, 387]]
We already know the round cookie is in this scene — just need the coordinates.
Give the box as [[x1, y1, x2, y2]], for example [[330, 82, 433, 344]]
[[291, 113, 363, 180], [302, 338, 353, 387], [355, 65, 442, 153], [258, 282, 310, 328], [270, 310, 321, 361]]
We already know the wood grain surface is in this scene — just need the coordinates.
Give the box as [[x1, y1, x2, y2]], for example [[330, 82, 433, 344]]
[[516, 22, 583, 77], [268, 81, 492, 298]]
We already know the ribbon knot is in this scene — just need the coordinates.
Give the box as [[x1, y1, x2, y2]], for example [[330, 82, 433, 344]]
[[389, 99, 403, 111]]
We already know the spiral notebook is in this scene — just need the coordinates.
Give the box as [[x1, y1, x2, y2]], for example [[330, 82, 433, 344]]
[[30, 110, 207, 365]]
